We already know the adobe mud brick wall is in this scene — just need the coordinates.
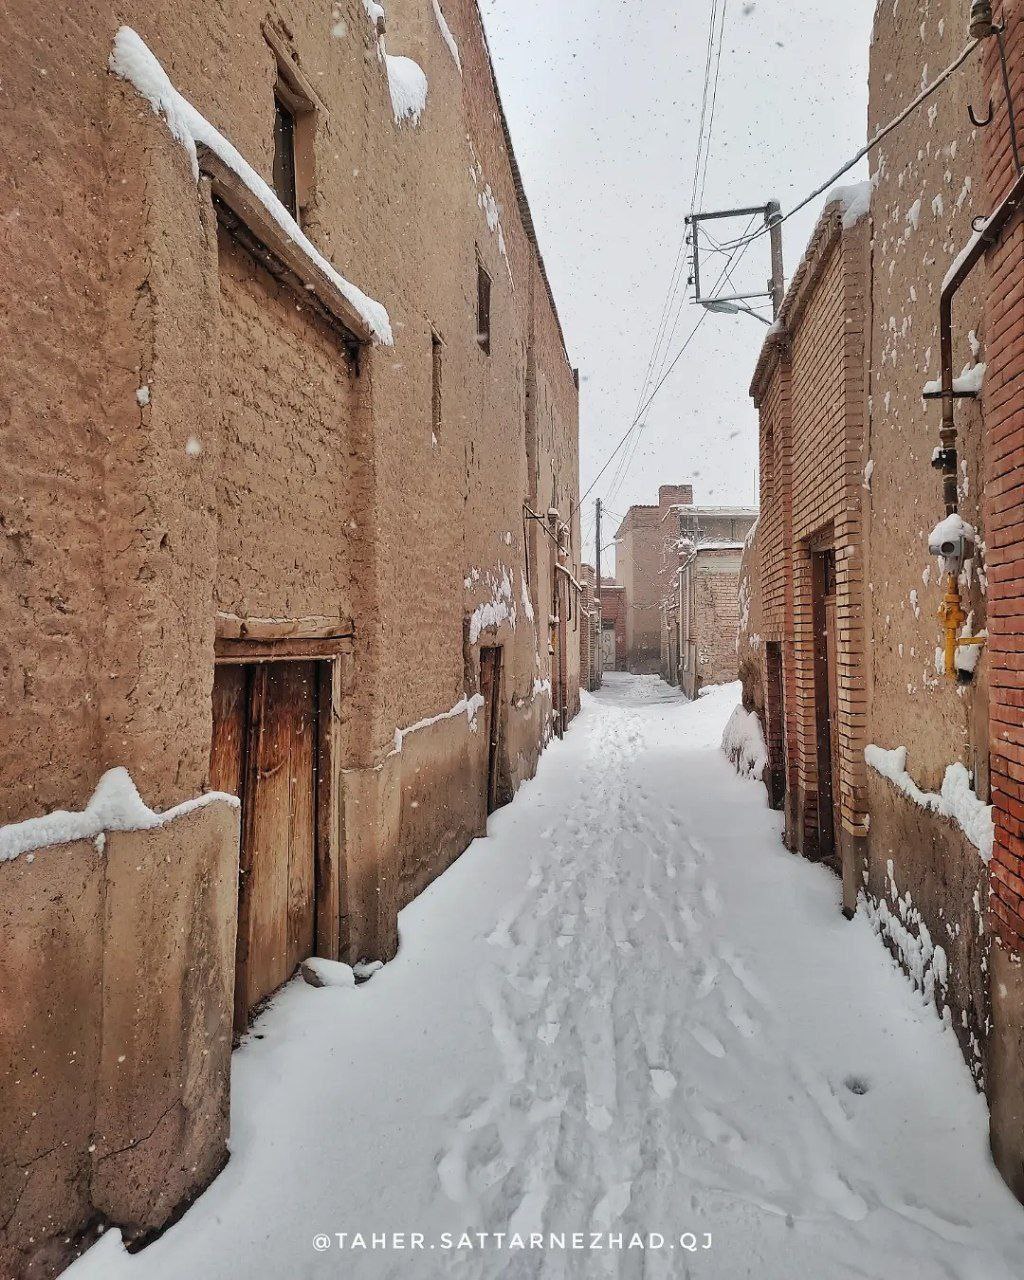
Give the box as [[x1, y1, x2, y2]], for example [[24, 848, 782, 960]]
[[0, 801, 238, 1278]]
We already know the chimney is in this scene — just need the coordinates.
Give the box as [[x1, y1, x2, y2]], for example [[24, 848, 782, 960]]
[[658, 484, 693, 508]]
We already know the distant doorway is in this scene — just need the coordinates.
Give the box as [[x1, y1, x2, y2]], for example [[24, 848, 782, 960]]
[[479, 648, 503, 814], [211, 660, 322, 1033], [601, 625, 617, 672], [811, 549, 839, 861], [765, 642, 786, 811]]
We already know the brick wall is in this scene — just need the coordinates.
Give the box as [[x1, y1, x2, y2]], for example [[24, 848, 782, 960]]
[[984, 1, 1024, 949], [751, 204, 869, 862], [615, 494, 687, 673], [680, 551, 743, 698]]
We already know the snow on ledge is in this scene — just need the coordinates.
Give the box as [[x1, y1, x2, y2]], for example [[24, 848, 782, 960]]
[[393, 694, 485, 754], [865, 744, 993, 863], [108, 26, 393, 345], [432, 0, 462, 72], [385, 54, 428, 124], [0, 767, 239, 865], [922, 364, 986, 398]]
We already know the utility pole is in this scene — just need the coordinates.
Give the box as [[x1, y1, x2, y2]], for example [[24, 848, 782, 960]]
[[595, 498, 603, 687], [595, 498, 603, 608], [685, 201, 785, 324], [766, 199, 784, 319]]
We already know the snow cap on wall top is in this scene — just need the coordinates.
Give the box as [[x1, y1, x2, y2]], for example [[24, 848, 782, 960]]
[[0, 767, 239, 865]]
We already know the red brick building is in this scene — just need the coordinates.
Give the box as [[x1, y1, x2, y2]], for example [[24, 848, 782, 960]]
[[750, 198, 870, 901], [743, 0, 1024, 1203], [597, 579, 627, 673]]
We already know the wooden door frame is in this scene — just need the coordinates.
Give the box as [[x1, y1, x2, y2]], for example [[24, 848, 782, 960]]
[[809, 548, 837, 862], [214, 633, 351, 997], [479, 646, 504, 815], [764, 641, 787, 812]]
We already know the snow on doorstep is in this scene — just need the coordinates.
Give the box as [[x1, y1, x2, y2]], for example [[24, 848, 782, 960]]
[[301, 957, 356, 989], [0, 767, 239, 865], [385, 53, 428, 125], [392, 694, 485, 754], [826, 180, 871, 228], [108, 27, 393, 345], [865, 744, 993, 862], [432, 0, 462, 72], [721, 701, 767, 781]]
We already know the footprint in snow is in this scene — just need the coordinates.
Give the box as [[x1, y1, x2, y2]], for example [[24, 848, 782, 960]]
[[690, 1025, 727, 1059], [586, 1102, 614, 1132], [650, 1068, 678, 1099]]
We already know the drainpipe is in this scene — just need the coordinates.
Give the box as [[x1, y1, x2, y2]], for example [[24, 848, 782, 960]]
[[928, 171, 1024, 674]]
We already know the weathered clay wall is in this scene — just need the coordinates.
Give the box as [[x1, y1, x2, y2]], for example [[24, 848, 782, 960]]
[[0, 0, 581, 1269], [0, 800, 238, 1278], [214, 233, 365, 622]]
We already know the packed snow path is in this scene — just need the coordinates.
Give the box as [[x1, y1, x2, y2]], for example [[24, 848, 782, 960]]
[[74, 677, 1024, 1279]]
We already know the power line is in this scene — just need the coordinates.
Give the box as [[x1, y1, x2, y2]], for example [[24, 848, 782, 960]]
[[612, 0, 726, 516], [585, 28, 983, 531], [603, 219, 757, 510], [581, 236, 755, 511], [602, 1, 731, 516], [696, 0, 729, 209], [709, 37, 982, 253]]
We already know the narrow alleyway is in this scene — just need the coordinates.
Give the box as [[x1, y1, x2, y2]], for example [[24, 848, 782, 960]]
[[74, 677, 1024, 1280]]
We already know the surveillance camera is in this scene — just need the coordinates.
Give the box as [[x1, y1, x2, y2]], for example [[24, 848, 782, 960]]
[[928, 516, 975, 574]]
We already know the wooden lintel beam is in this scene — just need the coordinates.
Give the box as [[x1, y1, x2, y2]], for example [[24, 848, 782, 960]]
[[216, 612, 355, 641]]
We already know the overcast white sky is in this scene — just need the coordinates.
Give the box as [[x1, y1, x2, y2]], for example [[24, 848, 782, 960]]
[[480, 0, 876, 559]]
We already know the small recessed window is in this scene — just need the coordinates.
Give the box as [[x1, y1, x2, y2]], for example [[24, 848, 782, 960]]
[[431, 329, 443, 440], [273, 94, 298, 219], [477, 261, 492, 355]]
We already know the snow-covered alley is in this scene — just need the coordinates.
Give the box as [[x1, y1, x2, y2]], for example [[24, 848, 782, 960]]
[[72, 676, 1024, 1280]]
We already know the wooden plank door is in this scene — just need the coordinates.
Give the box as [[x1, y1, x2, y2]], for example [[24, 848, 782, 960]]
[[245, 662, 318, 1020], [764, 642, 786, 812], [479, 648, 502, 814], [811, 550, 838, 862], [824, 588, 841, 855], [601, 627, 616, 672], [211, 664, 250, 799], [211, 660, 319, 1034]]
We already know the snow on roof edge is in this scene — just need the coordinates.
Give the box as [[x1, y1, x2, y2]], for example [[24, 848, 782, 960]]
[[108, 26, 393, 345]]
